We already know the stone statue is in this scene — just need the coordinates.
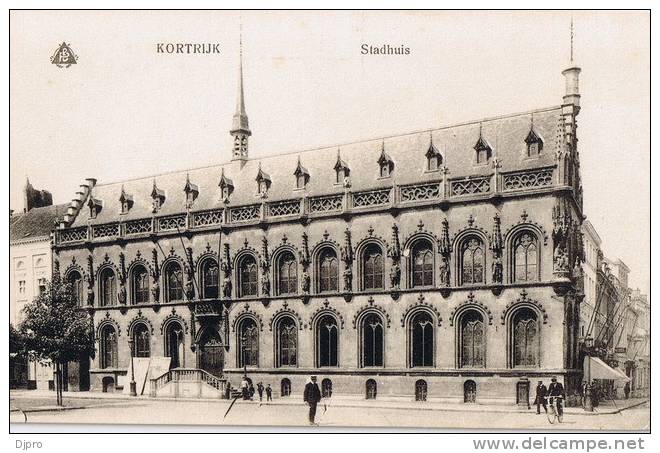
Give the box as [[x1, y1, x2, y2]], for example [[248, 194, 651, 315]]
[[492, 255, 503, 284], [301, 270, 311, 294], [222, 279, 232, 299], [439, 256, 451, 287], [343, 267, 353, 292], [86, 287, 95, 307], [185, 280, 195, 300], [117, 284, 127, 305], [151, 281, 160, 302], [554, 246, 568, 273], [261, 273, 271, 297]]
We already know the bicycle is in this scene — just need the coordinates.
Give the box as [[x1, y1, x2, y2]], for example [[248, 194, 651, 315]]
[[547, 396, 564, 424]]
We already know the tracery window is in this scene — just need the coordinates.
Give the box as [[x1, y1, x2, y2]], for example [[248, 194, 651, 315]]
[[67, 271, 83, 306], [238, 255, 258, 298], [410, 311, 434, 367], [460, 236, 485, 285], [317, 315, 339, 367], [99, 268, 116, 307], [512, 308, 539, 368], [132, 323, 151, 358], [459, 310, 485, 368], [362, 244, 384, 290], [361, 313, 384, 367], [318, 248, 339, 293], [165, 262, 184, 302], [277, 251, 298, 295], [100, 325, 117, 369], [131, 265, 149, 305], [276, 317, 297, 367], [238, 318, 259, 368], [513, 232, 539, 282], [411, 240, 434, 287], [164, 321, 184, 368], [201, 258, 219, 299]]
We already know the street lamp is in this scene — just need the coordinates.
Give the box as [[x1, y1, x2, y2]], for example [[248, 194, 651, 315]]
[[582, 336, 594, 412], [241, 333, 247, 375], [128, 337, 137, 397]]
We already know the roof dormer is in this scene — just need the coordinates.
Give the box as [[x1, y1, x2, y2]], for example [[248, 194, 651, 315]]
[[88, 196, 103, 219], [219, 169, 234, 203], [293, 157, 309, 189], [524, 128, 543, 157], [334, 150, 350, 186], [473, 130, 492, 165], [425, 136, 443, 171], [377, 142, 394, 178], [183, 174, 199, 208], [119, 185, 133, 214], [151, 180, 166, 213], [255, 164, 271, 198]]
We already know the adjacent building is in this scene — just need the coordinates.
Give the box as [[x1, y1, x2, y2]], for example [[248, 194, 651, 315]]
[[50, 54, 587, 405]]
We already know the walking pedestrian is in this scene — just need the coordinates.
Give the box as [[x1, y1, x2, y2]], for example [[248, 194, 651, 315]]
[[249, 382, 255, 400], [303, 375, 322, 426], [534, 380, 547, 414], [624, 381, 631, 399], [241, 376, 249, 400], [265, 384, 273, 401], [257, 382, 264, 402]]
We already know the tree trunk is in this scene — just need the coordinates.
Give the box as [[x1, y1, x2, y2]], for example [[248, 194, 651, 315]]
[[55, 362, 63, 406]]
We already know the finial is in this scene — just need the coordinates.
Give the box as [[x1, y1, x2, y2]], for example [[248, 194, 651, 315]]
[[570, 16, 574, 63]]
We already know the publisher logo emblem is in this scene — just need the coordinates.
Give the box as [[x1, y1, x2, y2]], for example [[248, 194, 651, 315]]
[[50, 42, 78, 68]]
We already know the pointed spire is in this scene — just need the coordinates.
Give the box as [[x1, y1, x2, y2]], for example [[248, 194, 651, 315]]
[[570, 15, 574, 63], [230, 20, 251, 161]]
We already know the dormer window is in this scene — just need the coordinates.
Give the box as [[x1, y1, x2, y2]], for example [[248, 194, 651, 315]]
[[88, 197, 103, 219], [119, 186, 133, 214], [426, 141, 443, 171], [219, 169, 234, 203], [293, 158, 309, 190], [474, 135, 492, 165], [183, 174, 199, 209], [334, 152, 350, 185], [151, 181, 166, 213], [377, 145, 394, 178], [255, 165, 271, 198], [525, 129, 543, 157]]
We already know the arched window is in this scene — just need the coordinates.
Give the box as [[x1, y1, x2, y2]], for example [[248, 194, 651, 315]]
[[512, 308, 540, 368], [459, 310, 485, 368], [100, 325, 117, 369], [366, 379, 377, 399], [281, 378, 292, 397], [276, 317, 297, 367], [317, 315, 338, 367], [131, 265, 149, 305], [277, 251, 297, 295], [165, 262, 183, 302], [164, 321, 184, 368], [132, 323, 150, 358], [411, 240, 434, 287], [362, 244, 384, 290], [201, 258, 219, 299], [321, 378, 333, 397], [410, 311, 434, 367], [361, 313, 384, 367], [99, 268, 116, 307], [461, 236, 485, 285], [318, 248, 338, 293], [415, 379, 428, 401], [238, 255, 258, 297], [67, 271, 83, 306], [513, 232, 539, 282], [238, 318, 259, 368]]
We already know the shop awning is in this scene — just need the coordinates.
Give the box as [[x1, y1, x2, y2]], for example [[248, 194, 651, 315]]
[[584, 356, 631, 381]]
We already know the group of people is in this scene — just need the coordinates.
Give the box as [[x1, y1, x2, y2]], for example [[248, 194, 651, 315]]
[[534, 377, 566, 416], [240, 376, 273, 402]]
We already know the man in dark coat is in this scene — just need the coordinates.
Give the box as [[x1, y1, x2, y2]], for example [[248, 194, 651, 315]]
[[265, 384, 273, 401], [547, 377, 565, 416], [257, 382, 264, 402], [303, 375, 322, 425], [534, 380, 548, 414]]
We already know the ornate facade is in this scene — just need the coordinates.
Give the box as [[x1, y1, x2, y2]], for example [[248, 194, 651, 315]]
[[51, 57, 586, 405]]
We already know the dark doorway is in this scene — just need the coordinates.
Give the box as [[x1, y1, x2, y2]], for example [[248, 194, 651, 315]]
[[516, 380, 530, 407], [78, 354, 90, 391], [464, 380, 477, 403], [199, 329, 224, 377], [166, 322, 184, 368], [321, 378, 332, 398], [281, 378, 291, 397], [102, 376, 115, 393]]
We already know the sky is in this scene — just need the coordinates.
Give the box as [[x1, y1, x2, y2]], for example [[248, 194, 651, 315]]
[[9, 10, 650, 293]]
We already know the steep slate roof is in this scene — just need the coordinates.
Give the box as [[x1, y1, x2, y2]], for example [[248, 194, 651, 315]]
[[10, 204, 68, 243], [70, 106, 563, 227]]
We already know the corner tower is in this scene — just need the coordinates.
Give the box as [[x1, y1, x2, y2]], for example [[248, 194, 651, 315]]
[[230, 29, 251, 162]]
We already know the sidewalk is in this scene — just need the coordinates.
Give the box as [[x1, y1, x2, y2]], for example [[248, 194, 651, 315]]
[[10, 389, 648, 416]]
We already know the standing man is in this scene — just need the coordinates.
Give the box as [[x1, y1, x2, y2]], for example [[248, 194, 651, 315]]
[[257, 382, 264, 402], [547, 377, 565, 416], [265, 384, 273, 401], [241, 376, 249, 400], [624, 381, 631, 399], [303, 375, 322, 426], [534, 380, 548, 414]]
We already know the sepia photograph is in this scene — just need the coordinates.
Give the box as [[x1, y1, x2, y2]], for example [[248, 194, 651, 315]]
[[7, 8, 650, 437]]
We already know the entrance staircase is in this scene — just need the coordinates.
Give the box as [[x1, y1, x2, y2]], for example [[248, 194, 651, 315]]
[[149, 368, 227, 399]]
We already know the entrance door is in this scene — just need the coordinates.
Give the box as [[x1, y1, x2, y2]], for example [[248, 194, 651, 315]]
[[199, 331, 224, 377], [166, 323, 184, 369], [464, 380, 476, 403], [415, 379, 428, 401], [366, 379, 377, 399]]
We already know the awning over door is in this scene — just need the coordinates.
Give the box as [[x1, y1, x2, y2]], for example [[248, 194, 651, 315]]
[[584, 356, 631, 381]]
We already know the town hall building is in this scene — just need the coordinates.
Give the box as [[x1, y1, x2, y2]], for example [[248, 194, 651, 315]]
[[52, 50, 586, 405]]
